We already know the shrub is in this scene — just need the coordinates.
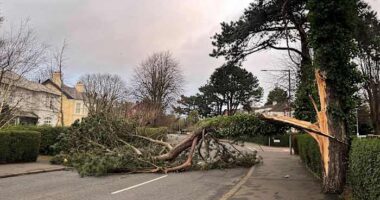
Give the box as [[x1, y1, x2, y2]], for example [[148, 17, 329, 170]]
[[348, 138, 380, 200], [296, 134, 322, 178], [136, 127, 168, 140], [0, 130, 41, 163], [3, 125, 68, 155]]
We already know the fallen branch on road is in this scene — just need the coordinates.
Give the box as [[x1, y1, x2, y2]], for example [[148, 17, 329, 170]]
[[52, 114, 260, 177]]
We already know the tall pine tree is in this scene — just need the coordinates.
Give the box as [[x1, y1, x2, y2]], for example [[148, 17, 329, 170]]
[[308, 0, 360, 192]]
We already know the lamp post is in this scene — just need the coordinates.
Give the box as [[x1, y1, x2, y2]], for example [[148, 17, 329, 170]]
[[261, 69, 293, 154], [356, 107, 359, 137]]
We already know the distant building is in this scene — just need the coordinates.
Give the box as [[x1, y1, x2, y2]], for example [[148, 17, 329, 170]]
[[42, 72, 88, 126], [252, 101, 292, 117], [1, 72, 60, 126]]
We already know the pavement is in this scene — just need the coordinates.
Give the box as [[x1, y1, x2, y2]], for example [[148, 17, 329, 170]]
[[0, 168, 247, 200], [229, 145, 338, 200], [0, 156, 66, 178]]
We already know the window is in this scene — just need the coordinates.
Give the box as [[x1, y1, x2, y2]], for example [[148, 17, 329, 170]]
[[43, 117, 52, 125], [75, 102, 82, 114], [46, 95, 54, 109]]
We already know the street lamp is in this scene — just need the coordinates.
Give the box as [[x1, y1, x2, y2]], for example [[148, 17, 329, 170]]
[[261, 69, 293, 154], [356, 107, 360, 137]]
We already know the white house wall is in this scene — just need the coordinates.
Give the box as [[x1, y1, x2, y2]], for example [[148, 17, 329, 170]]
[[9, 87, 60, 126]]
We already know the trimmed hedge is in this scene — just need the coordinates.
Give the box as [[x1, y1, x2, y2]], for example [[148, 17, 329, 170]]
[[0, 130, 41, 163], [136, 127, 168, 140], [295, 134, 322, 178], [3, 125, 67, 155], [348, 138, 380, 200]]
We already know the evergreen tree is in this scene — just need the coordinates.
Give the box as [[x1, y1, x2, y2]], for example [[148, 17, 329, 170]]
[[266, 87, 288, 105], [308, 0, 360, 192]]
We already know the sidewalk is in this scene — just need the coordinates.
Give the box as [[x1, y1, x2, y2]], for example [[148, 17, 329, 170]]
[[230, 145, 338, 200], [0, 156, 66, 178]]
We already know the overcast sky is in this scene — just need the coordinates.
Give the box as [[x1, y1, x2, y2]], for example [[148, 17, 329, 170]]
[[2, 0, 380, 104]]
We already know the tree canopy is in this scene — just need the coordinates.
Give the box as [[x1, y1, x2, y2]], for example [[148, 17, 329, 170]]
[[308, 0, 359, 192], [173, 94, 212, 117], [132, 51, 183, 110], [176, 64, 262, 117], [266, 87, 288, 105], [210, 0, 317, 122], [209, 64, 262, 115], [210, 0, 309, 63]]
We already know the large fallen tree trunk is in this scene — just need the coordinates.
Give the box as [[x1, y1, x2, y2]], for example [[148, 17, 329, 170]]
[[154, 128, 204, 161], [261, 70, 348, 193]]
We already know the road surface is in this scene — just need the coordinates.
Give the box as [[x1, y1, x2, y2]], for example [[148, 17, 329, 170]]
[[0, 168, 247, 200]]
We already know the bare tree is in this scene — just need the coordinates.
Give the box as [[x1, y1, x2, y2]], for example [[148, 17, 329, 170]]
[[358, 54, 380, 134], [80, 73, 128, 116], [0, 20, 46, 127], [356, 5, 380, 134], [31, 59, 55, 83], [132, 51, 183, 111]]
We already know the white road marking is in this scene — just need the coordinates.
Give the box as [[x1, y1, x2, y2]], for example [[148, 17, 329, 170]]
[[247, 147, 257, 151], [111, 175, 168, 195]]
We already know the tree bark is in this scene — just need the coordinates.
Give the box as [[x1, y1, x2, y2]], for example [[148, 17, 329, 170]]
[[154, 128, 202, 161], [367, 84, 380, 134]]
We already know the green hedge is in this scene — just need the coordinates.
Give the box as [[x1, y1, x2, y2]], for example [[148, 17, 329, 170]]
[[136, 127, 168, 140], [3, 125, 67, 155], [348, 138, 380, 200], [199, 114, 289, 139], [0, 130, 41, 163], [295, 134, 322, 178]]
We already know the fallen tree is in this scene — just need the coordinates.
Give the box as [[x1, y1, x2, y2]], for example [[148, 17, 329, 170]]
[[52, 114, 260, 176]]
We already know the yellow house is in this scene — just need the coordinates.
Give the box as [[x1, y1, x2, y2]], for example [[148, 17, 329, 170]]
[[42, 72, 88, 126]]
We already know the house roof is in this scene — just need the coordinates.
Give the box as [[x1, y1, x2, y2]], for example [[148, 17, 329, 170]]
[[253, 103, 289, 113], [16, 111, 39, 118], [42, 79, 84, 100], [1, 71, 60, 95]]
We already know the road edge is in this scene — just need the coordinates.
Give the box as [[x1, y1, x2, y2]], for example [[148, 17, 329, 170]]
[[219, 165, 256, 200]]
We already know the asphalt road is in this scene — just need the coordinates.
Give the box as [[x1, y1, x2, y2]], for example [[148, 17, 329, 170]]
[[0, 168, 247, 200]]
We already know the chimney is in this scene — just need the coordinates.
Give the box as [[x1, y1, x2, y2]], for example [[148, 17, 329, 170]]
[[75, 81, 85, 93], [52, 72, 62, 87]]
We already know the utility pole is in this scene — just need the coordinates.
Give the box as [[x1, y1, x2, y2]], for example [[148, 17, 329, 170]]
[[261, 69, 293, 154]]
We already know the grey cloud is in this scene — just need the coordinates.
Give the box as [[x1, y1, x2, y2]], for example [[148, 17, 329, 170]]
[[2, 0, 380, 101]]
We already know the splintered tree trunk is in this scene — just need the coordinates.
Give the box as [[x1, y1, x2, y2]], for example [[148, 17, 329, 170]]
[[313, 71, 347, 193], [262, 70, 348, 193]]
